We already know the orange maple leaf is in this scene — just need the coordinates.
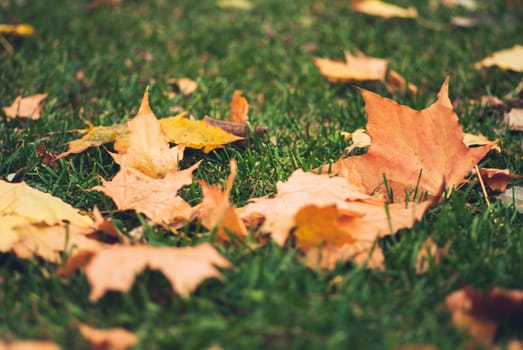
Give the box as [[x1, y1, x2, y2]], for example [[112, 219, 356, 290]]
[[313, 51, 388, 83], [2, 93, 48, 120], [198, 160, 247, 241], [78, 323, 138, 350], [230, 90, 249, 124], [326, 78, 495, 200], [60, 243, 232, 301]]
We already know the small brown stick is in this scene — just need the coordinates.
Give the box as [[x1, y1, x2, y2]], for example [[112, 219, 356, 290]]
[[475, 165, 491, 207]]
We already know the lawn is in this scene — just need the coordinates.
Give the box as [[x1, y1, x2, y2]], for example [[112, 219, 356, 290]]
[[1, 0, 522, 349]]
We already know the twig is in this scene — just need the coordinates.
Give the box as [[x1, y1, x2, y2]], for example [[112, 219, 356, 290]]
[[475, 165, 491, 207]]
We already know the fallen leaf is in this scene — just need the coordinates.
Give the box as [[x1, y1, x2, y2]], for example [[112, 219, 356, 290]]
[[230, 90, 249, 124], [475, 45, 523, 72], [198, 160, 247, 241], [0, 340, 61, 350], [323, 78, 495, 200], [385, 69, 418, 94], [60, 243, 231, 301], [392, 345, 439, 350], [56, 123, 128, 159], [0, 180, 93, 227], [442, 0, 477, 10], [93, 162, 198, 225], [217, 0, 253, 10], [203, 116, 268, 138], [504, 108, 523, 131], [351, 0, 418, 19], [341, 128, 371, 154], [240, 170, 371, 245], [478, 168, 522, 192], [463, 132, 500, 152], [172, 78, 198, 96], [445, 286, 523, 346], [160, 114, 243, 153], [2, 93, 48, 120], [0, 23, 35, 36], [304, 240, 384, 270], [313, 51, 388, 83], [415, 237, 450, 274], [111, 88, 184, 179], [78, 323, 137, 350], [497, 186, 523, 213]]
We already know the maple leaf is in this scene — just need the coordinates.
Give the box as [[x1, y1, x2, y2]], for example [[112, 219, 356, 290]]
[[445, 286, 523, 346], [475, 45, 523, 72], [2, 93, 48, 120], [313, 51, 388, 83], [351, 0, 418, 19], [160, 114, 243, 153], [478, 168, 522, 192], [78, 324, 137, 350], [230, 90, 249, 124], [0, 340, 61, 350], [111, 88, 184, 179], [60, 243, 232, 301], [56, 122, 128, 159], [0, 180, 93, 226], [505, 108, 523, 131], [93, 162, 198, 225], [171, 77, 198, 96], [303, 241, 385, 270], [198, 160, 247, 240], [326, 78, 495, 200], [239, 170, 372, 245]]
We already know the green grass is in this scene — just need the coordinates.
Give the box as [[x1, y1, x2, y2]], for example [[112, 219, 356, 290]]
[[1, 0, 523, 349]]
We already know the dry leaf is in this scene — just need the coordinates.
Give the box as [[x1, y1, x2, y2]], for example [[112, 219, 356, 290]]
[[478, 168, 522, 192], [0, 180, 93, 227], [445, 286, 523, 346], [442, 0, 477, 10], [304, 240, 384, 270], [198, 160, 247, 240], [351, 0, 418, 19], [60, 243, 231, 301], [475, 45, 523, 72], [78, 324, 137, 350], [217, 0, 253, 10], [240, 170, 371, 245], [313, 51, 388, 83], [341, 128, 371, 154], [386, 69, 418, 94], [0, 340, 61, 350], [323, 78, 495, 200], [56, 123, 128, 159], [463, 132, 500, 152], [111, 89, 184, 179], [2, 93, 48, 120], [504, 108, 523, 131], [497, 186, 523, 213], [415, 237, 450, 274], [93, 162, 198, 225], [230, 90, 249, 124], [172, 78, 198, 96], [0, 23, 35, 36], [160, 115, 243, 153]]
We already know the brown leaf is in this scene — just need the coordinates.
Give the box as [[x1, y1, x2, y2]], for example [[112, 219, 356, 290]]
[[197, 160, 247, 240], [239, 170, 372, 245], [475, 45, 523, 72], [445, 287, 523, 346], [478, 168, 522, 192], [0, 340, 61, 350], [351, 0, 418, 19], [171, 78, 198, 96], [78, 323, 137, 350], [304, 240, 384, 270], [93, 162, 198, 225], [386, 69, 418, 94], [69, 243, 232, 301], [313, 51, 388, 83], [230, 90, 249, 124], [504, 108, 523, 131], [112, 88, 184, 179], [323, 78, 495, 201], [202, 116, 268, 138], [2, 93, 48, 120]]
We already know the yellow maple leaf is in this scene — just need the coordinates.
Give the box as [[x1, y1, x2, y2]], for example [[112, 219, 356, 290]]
[[351, 0, 418, 19], [475, 45, 523, 72], [160, 115, 243, 153]]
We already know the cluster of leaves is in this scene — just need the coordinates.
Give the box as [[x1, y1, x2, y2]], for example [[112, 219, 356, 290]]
[[1, 0, 523, 349]]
